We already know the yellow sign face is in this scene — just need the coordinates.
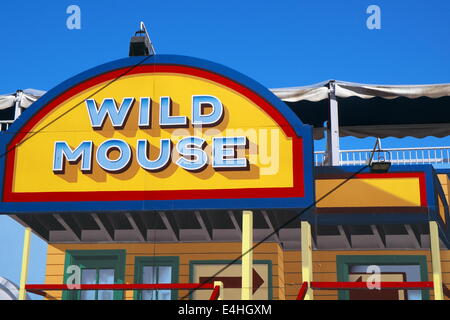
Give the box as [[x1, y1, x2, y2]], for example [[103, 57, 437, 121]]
[[1, 56, 313, 211], [316, 176, 423, 208]]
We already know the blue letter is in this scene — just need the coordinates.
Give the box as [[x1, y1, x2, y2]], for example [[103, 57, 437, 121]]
[[192, 95, 223, 126], [96, 139, 132, 172], [139, 97, 151, 128], [137, 139, 172, 171], [213, 136, 248, 169], [86, 97, 134, 129], [159, 96, 187, 127], [53, 141, 93, 173], [176, 137, 207, 171]]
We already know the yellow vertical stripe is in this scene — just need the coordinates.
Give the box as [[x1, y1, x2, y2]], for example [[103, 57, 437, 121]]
[[242, 210, 253, 300], [430, 221, 444, 300], [19, 227, 31, 300], [301, 221, 313, 300]]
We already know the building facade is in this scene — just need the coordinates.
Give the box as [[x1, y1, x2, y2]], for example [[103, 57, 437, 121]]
[[1, 54, 449, 300]]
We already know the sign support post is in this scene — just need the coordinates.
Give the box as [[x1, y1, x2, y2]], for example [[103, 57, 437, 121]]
[[14, 90, 23, 120], [19, 227, 31, 300], [429, 220, 443, 300], [242, 210, 253, 300], [326, 80, 340, 166], [301, 221, 314, 300]]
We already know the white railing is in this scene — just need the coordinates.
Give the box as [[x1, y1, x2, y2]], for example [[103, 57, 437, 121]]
[[315, 146, 450, 167], [0, 120, 13, 132]]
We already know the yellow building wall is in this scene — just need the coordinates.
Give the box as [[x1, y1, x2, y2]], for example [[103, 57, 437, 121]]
[[285, 250, 450, 300], [438, 174, 449, 205], [45, 242, 285, 300], [45, 241, 450, 300]]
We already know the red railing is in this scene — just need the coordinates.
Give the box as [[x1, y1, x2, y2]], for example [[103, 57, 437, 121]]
[[296, 281, 309, 300], [209, 285, 221, 300], [296, 281, 434, 300], [26, 283, 222, 300]]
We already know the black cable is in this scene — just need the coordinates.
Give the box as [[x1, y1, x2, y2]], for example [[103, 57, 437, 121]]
[[180, 164, 369, 300], [0, 55, 153, 160]]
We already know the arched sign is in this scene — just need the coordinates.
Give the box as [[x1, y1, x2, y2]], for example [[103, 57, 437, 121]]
[[0, 55, 313, 212]]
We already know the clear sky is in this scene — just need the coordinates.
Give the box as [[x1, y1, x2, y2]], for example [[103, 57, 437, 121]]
[[0, 0, 449, 298]]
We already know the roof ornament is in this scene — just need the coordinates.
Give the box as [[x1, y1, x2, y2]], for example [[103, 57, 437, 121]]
[[129, 21, 156, 57]]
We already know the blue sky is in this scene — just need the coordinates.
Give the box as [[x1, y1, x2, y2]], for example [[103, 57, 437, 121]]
[[2, 0, 450, 93], [0, 0, 449, 298]]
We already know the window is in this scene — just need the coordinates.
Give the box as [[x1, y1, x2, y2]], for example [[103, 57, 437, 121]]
[[134, 257, 179, 300], [336, 255, 429, 300], [79, 268, 115, 300], [63, 250, 126, 300]]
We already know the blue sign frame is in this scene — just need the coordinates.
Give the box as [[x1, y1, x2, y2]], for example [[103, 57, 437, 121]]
[[0, 55, 314, 214]]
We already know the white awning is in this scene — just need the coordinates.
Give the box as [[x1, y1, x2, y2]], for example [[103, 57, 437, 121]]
[[271, 80, 450, 139], [271, 80, 450, 102], [0, 89, 46, 110]]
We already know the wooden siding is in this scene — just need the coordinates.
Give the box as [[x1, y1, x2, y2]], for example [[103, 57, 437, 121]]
[[45, 243, 450, 300], [45, 242, 283, 300]]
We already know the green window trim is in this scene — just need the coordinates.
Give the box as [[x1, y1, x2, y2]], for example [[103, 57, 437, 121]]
[[62, 249, 126, 300], [133, 256, 180, 300], [188, 260, 273, 300], [336, 255, 429, 300]]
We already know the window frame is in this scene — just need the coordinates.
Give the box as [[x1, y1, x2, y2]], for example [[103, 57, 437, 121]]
[[62, 250, 126, 300], [336, 255, 429, 300], [133, 256, 180, 300]]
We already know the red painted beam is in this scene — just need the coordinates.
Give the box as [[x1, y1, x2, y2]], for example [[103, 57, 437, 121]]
[[209, 285, 221, 300], [310, 281, 433, 290], [25, 283, 215, 291], [296, 282, 309, 300]]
